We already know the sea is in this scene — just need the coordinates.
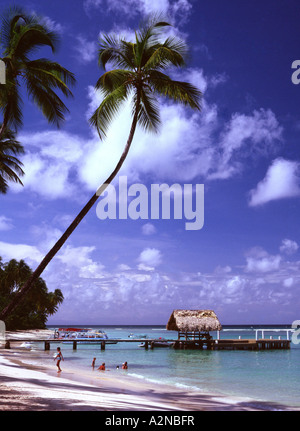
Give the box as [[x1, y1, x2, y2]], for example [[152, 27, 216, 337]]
[[43, 324, 300, 410]]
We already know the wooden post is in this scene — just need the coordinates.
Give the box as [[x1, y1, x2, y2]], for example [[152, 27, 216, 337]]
[[73, 341, 77, 350], [144, 341, 148, 350], [45, 341, 50, 351], [150, 341, 154, 350], [101, 341, 105, 350]]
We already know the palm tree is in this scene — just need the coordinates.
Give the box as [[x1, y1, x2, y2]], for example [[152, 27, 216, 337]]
[[0, 127, 24, 193], [0, 257, 64, 329], [0, 17, 202, 321], [0, 6, 75, 139]]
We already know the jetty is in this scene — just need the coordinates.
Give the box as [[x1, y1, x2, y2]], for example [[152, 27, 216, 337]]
[[0, 309, 291, 351], [1, 336, 290, 351]]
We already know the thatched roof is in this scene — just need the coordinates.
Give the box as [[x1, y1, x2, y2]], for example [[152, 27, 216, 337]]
[[166, 309, 222, 332]]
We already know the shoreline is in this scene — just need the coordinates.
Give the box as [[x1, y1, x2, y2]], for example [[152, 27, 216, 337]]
[[0, 330, 297, 411]]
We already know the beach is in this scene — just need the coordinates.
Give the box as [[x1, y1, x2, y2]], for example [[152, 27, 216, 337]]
[[0, 329, 297, 411]]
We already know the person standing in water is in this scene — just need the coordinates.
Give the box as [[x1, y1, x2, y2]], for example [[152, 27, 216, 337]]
[[54, 347, 64, 372]]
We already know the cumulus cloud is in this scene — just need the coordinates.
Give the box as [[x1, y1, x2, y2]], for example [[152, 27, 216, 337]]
[[8, 60, 283, 203], [280, 239, 299, 255], [245, 247, 281, 273], [1, 232, 300, 324], [0, 241, 43, 265], [138, 247, 162, 268], [249, 158, 300, 207]]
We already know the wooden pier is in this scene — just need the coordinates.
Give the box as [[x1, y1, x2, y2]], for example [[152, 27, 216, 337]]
[[2, 337, 290, 351]]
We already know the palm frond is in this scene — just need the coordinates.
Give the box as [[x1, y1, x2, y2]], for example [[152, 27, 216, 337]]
[[24, 59, 75, 97], [148, 70, 202, 110], [95, 69, 133, 94], [0, 78, 23, 131], [0, 128, 24, 194], [24, 74, 69, 127], [89, 84, 129, 139], [144, 37, 187, 70], [135, 17, 170, 68], [98, 34, 135, 70], [136, 88, 161, 133], [10, 25, 58, 58]]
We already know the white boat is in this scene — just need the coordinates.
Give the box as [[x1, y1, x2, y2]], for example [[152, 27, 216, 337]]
[[139, 338, 172, 348], [53, 328, 117, 344], [20, 341, 34, 349]]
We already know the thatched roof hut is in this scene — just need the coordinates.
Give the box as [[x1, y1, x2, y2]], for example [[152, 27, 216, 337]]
[[166, 309, 222, 332]]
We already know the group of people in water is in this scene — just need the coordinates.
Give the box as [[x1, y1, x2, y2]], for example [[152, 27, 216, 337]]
[[92, 358, 128, 371], [54, 347, 128, 373]]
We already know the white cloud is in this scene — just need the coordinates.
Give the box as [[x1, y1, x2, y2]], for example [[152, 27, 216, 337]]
[[9, 66, 283, 202], [74, 35, 98, 63], [209, 109, 283, 180], [0, 216, 13, 231], [138, 247, 162, 268], [0, 241, 43, 265], [249, 158, 300, 207], [245, 247, 281, 273], [84, 0, 192, 22], [142, 223, 157, 235], [11, 130, 87, 199], [283, 277, 294, 288], [280, 239, 299, 255]]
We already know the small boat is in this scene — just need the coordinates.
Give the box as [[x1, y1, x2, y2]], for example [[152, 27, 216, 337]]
[[20, 342, 33, 349], [129, 333, 148, 339], [139, 337, 172, 348], [53, 328, 91, 339], [53, 328, 117, 344]]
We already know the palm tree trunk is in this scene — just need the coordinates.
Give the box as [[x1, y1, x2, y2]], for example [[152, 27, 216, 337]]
[[0, 94, 141, 321]]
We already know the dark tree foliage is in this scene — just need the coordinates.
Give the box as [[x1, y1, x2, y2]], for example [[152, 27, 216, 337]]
[[0, 257, 63, 330]]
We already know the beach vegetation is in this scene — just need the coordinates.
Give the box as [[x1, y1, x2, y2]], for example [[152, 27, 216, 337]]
[[0, 257, 63, 330], [0, 5, 75, 139], [0, 14, 202, 321]]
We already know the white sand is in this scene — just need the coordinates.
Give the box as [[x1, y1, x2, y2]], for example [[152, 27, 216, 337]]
[[0, 330, 295, 411]]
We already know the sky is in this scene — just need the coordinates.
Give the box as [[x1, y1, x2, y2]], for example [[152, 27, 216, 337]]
[[1, 0, 300, 325]]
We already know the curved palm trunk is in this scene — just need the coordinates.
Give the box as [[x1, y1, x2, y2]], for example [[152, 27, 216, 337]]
[[0, 94, 141, 321]]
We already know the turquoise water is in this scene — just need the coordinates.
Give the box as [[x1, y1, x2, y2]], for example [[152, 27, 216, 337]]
[[43, 325, 300, 409]]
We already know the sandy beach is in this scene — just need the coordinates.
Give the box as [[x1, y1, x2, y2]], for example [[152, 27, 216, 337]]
[[0, 330, 295, 411]]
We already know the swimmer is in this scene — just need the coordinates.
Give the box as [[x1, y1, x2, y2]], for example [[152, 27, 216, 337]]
[[98, 362, 105, 371]]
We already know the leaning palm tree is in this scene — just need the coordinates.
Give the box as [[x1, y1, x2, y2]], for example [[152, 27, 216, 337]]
[[0, 6, 75, 139], [0, 127, 24, 193], [0, 17, 202, 321]]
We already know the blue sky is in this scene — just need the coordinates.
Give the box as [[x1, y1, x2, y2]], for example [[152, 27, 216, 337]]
[[1, 0, 300, 325]]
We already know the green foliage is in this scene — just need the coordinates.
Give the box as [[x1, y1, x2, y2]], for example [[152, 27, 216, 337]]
[[0, 127, 24, 193], [89, 16, 202, 139], [0, 257, 64, 330], [0, 5, 75, 135]]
